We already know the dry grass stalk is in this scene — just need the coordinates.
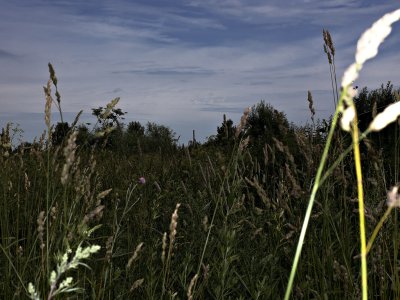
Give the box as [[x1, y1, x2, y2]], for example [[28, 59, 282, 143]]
[[272, 137, 295, 165], [37, 211, 45, 250], [50, 205, 57, 224], [162, 203, 181, 295], [154, 181, 162, 193], [44, 79, 53, 132], [161, 232, 167, 264], [169, 203, 181, 251], [239, 136, 250, 152], [245, 177, 272, 208], [0, 124, 12, 158], [187, 273, 199, 300], [130, 278, 144, 292], [235, 107, 251, 137], [105, 236, 113, 263], [83, 205, 105, 224], [202, 215, 209, 232], [61, 130, 78, 185], [127, 242, 144, 268], [285, 163, 302, 198], [96, 188, 112, 206], [24, 172, 30, 191], [307, 90, 315, 124]]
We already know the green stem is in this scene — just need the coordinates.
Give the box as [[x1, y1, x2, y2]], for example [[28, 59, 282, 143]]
[[0, 243, 28, 294], [320, 130, 370, 186], [366, 206, 393, 255], [284, 92, 344, 300], [352, 107, 368, 300]]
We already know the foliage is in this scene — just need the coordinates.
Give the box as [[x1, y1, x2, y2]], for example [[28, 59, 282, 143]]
[[3, 17, 400, 297]]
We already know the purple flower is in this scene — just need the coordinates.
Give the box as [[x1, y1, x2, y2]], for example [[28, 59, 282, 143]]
[[138, 177, 146, 185]]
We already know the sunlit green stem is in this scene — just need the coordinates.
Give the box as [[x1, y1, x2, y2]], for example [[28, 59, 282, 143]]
[[284, 91, 345, 300], [351, 108, 368, 300]]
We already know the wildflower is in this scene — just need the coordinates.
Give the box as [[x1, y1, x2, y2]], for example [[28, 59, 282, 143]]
[[138, 177, 146, 184]]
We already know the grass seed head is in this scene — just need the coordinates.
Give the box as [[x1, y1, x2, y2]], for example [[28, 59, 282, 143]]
[[161, 232, 167, 264], [127, 242, 144, 268], [307, 90, 315, 122], [187, 273, 199, 300], [235, 107, 251, 137], [387, 186, 400, 208], [130, 278, 144, 292], [169, 203, 181, 246], [44, 79, 53, 131], [369, 101, 400, 132], [61, 130, 78, 185], [37, 211, 45, 250]]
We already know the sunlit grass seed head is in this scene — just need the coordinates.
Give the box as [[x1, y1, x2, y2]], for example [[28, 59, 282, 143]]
[[169, 203, 181, 244], [356, 9, 400, 66], [187, 273, 199, 300], [340, 105, 356, 132], [127, 242, 144, 268], [342, 9, 400, 88], [368, 101, 400, 132], [340, 9, 400, 132], [387, 185, 400, 208], [235, 107, 251, 137]]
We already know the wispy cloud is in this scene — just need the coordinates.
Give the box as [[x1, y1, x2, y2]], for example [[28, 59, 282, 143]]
[[0, 49, 19, 60], [112, 66, 217, 76], [0, 0, 399, 143]]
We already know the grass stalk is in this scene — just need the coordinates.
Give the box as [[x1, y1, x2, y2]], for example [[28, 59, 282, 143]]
[[284, 92, 344, 300], [366, 206, 392, 255], [351, 109, 368, 300]]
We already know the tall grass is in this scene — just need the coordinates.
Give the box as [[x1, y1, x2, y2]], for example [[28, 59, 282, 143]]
[[285, 8, 400, 300], [0, 9, 400, 300]]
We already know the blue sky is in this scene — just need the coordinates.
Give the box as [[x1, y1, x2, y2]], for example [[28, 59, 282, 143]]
[[1, 0, 399, 144]]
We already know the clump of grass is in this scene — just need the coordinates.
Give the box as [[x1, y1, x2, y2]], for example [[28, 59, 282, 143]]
[[162, 203, 181, 296], [2, 10, 400, 300], [28, 242, 101, 300], [285, 8, 400, 300]]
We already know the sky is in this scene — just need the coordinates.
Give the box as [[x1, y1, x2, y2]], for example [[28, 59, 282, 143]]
[[1, 0, 400, 144]]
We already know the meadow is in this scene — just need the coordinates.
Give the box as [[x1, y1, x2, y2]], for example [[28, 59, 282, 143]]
[[1, 9, 400, 300]]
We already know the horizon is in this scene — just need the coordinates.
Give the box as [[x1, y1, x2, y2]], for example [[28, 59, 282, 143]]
[[1, 0, 399, 143]]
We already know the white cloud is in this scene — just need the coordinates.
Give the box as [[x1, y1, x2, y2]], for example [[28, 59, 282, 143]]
[[0, 0, 399, 142]]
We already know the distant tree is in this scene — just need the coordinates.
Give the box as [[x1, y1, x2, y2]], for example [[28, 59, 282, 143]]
[[355, 82, 397, 132], [91, 98, 126, 132], [91, 98, 126, 149], [144, 122, 177, 152], [127, 121, 145, 137], [76, 124, 94, 147], [52, 122, 70, 146], [354, 82, 400, 180], [216, 114, 236, 146], [244, 100, 291, 152], [92, 106, 126, 129]]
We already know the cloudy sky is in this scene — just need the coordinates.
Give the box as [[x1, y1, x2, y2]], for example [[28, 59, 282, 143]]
[[1, 0, 399, 144]]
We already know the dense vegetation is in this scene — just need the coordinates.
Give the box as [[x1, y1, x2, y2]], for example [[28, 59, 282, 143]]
[[1, 63, 400, 299]]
